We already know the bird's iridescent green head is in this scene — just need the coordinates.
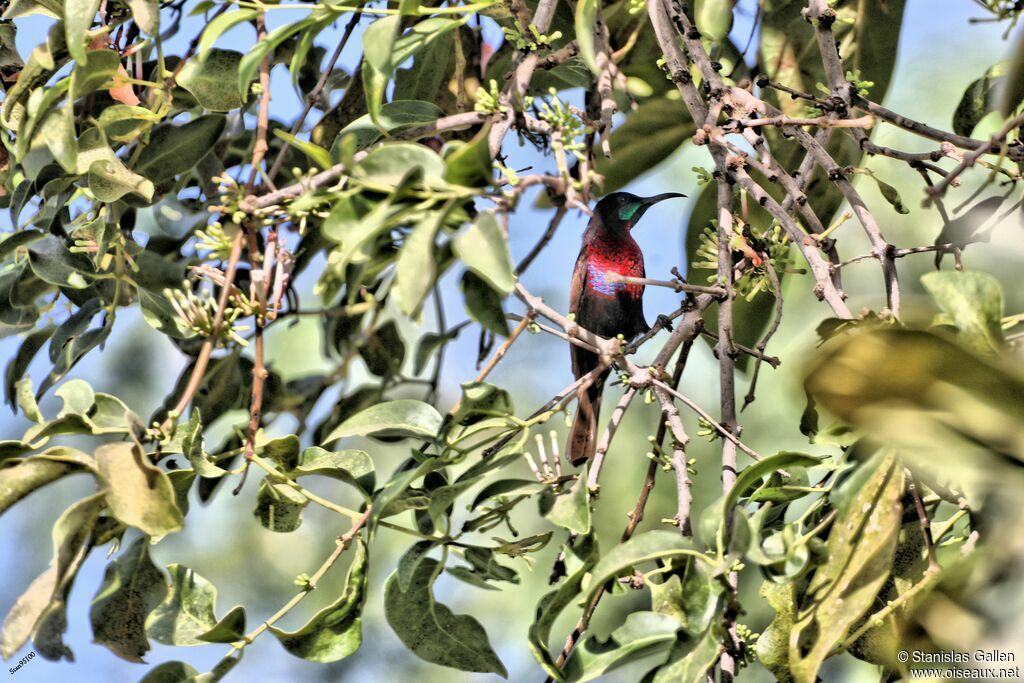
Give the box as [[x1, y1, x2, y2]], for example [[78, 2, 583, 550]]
[[594, 191, 687, 235]]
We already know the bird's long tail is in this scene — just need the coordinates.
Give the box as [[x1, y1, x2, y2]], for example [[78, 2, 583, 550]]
[[567, 347, 608, 465]]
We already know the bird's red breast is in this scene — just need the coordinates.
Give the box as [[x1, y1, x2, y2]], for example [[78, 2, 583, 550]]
[[584, 236, 645, 299]]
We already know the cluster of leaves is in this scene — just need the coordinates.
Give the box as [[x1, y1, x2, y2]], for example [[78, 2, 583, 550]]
[[0, 0, 1022, 682]]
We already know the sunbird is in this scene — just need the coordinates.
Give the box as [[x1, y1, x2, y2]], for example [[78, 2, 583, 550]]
[[566, 191, 686, 465]]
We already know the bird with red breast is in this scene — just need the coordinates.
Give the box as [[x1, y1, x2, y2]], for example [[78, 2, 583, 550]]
[[566, 191, 686, 465]]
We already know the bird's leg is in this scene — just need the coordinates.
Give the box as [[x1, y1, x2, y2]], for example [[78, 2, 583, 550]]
[[654, 313, 675, 332]]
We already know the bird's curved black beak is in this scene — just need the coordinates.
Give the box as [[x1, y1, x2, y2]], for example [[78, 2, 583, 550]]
[[641, 192, 687, 207], [631, 192, 686, 223]]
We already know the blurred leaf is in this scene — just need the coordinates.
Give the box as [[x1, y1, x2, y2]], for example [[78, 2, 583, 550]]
[[146, 564, 246, 646], [694, 0, 734, 42], [384, 558, 508, 676], [325, 399, 443, 443], [178, 49, 244, 112], [574, 0, 598, 74], [359, 320, 406, 377], [135, 115, 227, 182], [1, 492, 104, 661], [96, 442, 184, 537], [596, 98, 694, 194], [541, 474, 591, 534], [805, 329, 1024, 464], [460, 270, 509, 337], [789, 451, 904, 683], [89, 537, 167, 662], [470, 478, 546, 510], [271, 539, 368, 662], [563, 611, 681, 682], [1000, 29, 1024, 116], [125, 0, 159, 35], [454, 212, 515, 294], [921, 270, 1004, 353]]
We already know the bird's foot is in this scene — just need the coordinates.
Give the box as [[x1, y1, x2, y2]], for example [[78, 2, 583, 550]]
[[655, 314, 674, 332]]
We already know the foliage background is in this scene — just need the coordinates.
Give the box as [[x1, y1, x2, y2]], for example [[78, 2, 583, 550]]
[[1, 0, 1023, 681]]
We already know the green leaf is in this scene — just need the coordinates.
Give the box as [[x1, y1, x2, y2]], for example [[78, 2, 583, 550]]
[[0, 448, 93, 517], [443, 126, 493, 187], [146, 564, 246, 646], [96, 104, 160, 142], [397, 540, 437, 592], [396, 210, 445, 316], [651, 629, 720, 683], [254, 478, 308, 533], [270, 539, 368, 662], [335, 100, 447, 151], [89, 537, 168, 662], [261, 434, 301, 471], [542, 474, 591, 534], [563, 612, 681, 682], [138, 661, 200, 683], [69, 49, 120, 99], [454, 380, 514, 425], [179, 410, 226, 478], [294, 447, 375, 495], [198, 9, 258, 55], [15, 377, 43, 422], [88, 158, 155, 203], [470, 478, 546, 510], [789, 452, 904, 683], [585, 531, 712, 605], [921, 270, 1004, 353], [1, 492, 104, 661], [460, 270, 509, 337], [95, 441, 184, 537], [40, 102, 77, 173], [28, 235, 91, 288], [135, 115, 227, 182], [65, 0, 101, 64], [453, 212, 515, 294], [384, 558, 508, 676], [574, 0, 598, 74], [756, 580, 797, 682], [355, 142, 446, 186], [723, 452, 821, 518], [125, 0, 159, 35], [324, 399, 443, 443], [528, 534, 599, 678], [362, 16, 400, 125], [1001, 32, 1024, 116], [178, 49, 244, 111], [273, 130, 332, 170]]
